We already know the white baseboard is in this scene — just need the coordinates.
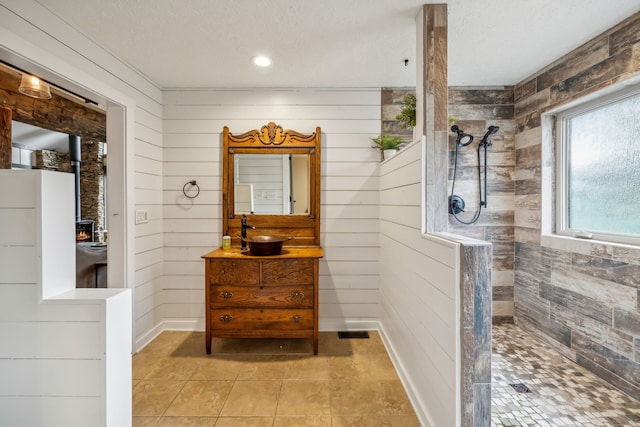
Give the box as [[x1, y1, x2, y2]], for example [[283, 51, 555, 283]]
[[378, 322, 433, 427], [319, 319, 380, 331], [133, 319, 202, 352], [162, 319, 203, 331], [134, 322, 164, 353], [136, 319, 377, 351]]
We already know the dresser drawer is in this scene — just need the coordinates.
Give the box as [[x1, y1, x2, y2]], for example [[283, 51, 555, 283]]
[[209, 260, 260, 285], [262, 259, 314, 285], [203, 248, 322, 355], [212, 308, 314, 331], [211, 285, 313, 308]]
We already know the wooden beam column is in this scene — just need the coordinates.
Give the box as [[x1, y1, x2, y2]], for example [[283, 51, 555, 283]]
[[0, 107, 11, 169], [416, 8, 492, 427], [0, 69, 106, 141], [416, 4, 448, 233]]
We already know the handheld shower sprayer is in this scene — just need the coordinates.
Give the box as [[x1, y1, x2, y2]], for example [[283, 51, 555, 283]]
[[449, 124, 500, 224], [480, 125, 500, 146], [486, 125, 500, 135]]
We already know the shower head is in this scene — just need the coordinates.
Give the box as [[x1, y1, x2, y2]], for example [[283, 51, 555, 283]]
[[486, 125, 500, 136], [480, 125, 500, 145], [451, 125, 474, 147]]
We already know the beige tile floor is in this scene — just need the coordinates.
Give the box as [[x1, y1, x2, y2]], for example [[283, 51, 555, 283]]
[[132, 331, 420, 426], [134, 324, 640, 426]]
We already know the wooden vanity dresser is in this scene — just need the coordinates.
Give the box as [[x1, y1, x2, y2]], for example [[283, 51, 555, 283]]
[[203, 122, 323, 354], [203, 246, 323, 354]]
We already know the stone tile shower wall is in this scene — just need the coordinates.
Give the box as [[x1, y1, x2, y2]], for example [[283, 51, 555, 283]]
[[381, 88, 415, 143], [448, 88, 516, 318], [382, 87, 517, 319], [514, 12, 640, 398]]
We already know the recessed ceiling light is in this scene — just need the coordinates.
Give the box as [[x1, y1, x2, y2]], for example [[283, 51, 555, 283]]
[[252, 56, 272, 67]]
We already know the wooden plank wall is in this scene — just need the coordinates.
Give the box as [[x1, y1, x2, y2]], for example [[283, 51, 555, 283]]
[[385, 87, 516, 318], [381, 88, 414, 143], [0, 107, 10, 168], [162, 89, 382, 331], [514, 11, 640, 399], [448, 88, 516, 318]]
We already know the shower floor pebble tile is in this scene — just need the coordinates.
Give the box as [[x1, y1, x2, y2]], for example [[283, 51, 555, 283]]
[[492, 322, 640, 427]]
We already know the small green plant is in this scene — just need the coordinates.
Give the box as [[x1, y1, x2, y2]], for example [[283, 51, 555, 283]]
[[371, 134, 404, 151], [395, 93, 416, 129]]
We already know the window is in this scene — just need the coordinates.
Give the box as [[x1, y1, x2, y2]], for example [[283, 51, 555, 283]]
[[555, 85, 640, 245]]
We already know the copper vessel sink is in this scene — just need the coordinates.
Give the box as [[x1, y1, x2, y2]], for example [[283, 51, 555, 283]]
[[240, 235, 293, 256]]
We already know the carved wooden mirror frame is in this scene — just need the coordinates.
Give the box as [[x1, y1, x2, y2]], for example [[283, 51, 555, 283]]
[[222, 122, 321, 247]]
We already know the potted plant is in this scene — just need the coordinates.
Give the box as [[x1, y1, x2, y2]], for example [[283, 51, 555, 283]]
[[371, 134, 404, 160], [395, 93, 416, 129]]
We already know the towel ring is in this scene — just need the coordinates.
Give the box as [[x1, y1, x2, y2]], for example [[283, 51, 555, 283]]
[[183, 180, 200, 199]]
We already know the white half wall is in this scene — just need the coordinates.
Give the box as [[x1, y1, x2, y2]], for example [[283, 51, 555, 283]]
[[0, 170, 132, 427], [378, 141, 461, 427]]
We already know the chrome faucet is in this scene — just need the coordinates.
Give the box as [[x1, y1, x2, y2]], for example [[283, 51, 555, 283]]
[[241, 214, 255, 250]]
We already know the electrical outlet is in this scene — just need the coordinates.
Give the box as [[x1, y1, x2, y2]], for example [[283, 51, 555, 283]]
[[135, 209, 149, 224]]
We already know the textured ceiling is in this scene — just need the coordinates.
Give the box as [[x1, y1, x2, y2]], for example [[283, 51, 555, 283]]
[[28, 0, 640, 88]]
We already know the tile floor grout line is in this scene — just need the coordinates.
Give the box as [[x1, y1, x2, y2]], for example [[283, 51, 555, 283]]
[[134, 328, 640, 427], [272, 378, 284, 421]]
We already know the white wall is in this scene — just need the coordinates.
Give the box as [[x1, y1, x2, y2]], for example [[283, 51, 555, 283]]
[[0, 0, 164, 349], [378, 141, 462, 427], [162, 89, 382, 331], [0, 170, 131, 427], [0, 5, 474, 425]]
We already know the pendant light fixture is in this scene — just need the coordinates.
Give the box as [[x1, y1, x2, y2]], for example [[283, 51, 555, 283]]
[[18, 74, 52, 99]]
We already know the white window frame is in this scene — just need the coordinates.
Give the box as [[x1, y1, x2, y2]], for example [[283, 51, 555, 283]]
[[554, 83, 640, 247]]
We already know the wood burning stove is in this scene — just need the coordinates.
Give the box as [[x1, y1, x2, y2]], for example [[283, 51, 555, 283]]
[[76, 220, 94, 242]]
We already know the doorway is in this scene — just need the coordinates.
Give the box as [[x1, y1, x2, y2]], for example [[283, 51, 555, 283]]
[[0, 52, 131, 293]]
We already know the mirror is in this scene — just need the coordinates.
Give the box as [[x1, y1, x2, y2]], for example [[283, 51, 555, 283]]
[[234, 154, 310, 215], [223, 122, 321, 247]]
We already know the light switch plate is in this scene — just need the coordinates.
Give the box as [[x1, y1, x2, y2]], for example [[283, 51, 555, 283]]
[[135, 209, 149, 224]]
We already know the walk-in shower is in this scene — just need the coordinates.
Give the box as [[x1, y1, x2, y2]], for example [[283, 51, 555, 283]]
[[449, 125, 500, 224]]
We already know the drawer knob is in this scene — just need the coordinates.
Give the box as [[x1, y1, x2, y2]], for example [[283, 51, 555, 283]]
[[291, 314, 303, 323], [290, 290, 305, 299], [219, 269, 225, 275], [219, 291, 234, 299], [219, 314, 234, 323]]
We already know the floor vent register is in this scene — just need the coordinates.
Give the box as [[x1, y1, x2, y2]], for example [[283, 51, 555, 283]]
[[338, 331, 370, 339]]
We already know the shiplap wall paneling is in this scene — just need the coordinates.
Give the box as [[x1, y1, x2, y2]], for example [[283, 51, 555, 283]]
[[0, 171, 132, 427], [133, 106, 165, 346], [378, 143, 461, 427], [162, 88, 381, 331], [0, 1, 165, 349]]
